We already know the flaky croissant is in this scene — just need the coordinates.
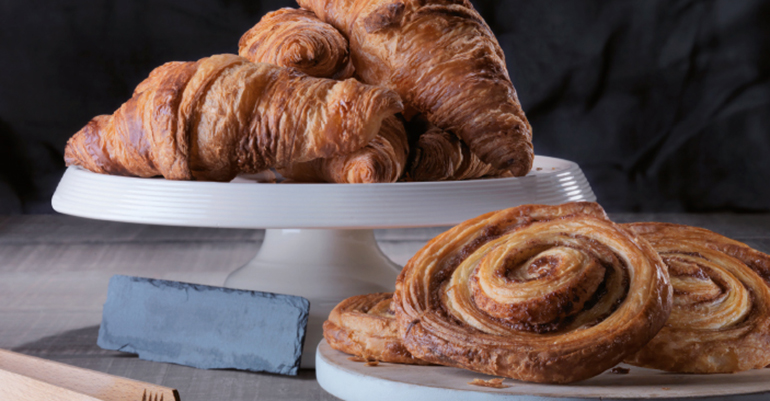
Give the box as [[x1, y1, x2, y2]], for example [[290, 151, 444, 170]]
[[623, 223, 770, 373], [238, 8, 407, 183], [405, 117, 511, 181], [279, 115, 408, 183], [393, 202, 672, 384], [297, 0, 534, 176], [324, 292, 429, 364], [64, 54, 403, 181], [238, 7, 354, 79]]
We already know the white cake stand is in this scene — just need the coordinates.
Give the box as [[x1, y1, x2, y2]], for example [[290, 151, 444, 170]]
[[52, 155, 595, 367]]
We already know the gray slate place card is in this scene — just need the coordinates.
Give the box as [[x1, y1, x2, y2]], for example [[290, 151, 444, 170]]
[[97, 275, 310, 375]]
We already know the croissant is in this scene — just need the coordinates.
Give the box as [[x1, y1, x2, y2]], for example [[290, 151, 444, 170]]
[[297, 0, 534, 176], [623, 223, 770, 373], [393, 202, 672, 384], [238, 8, 408, 183], [405, 117, 512, 181], [64, 54, 403, 181], [324, 292, 429, 364], [279, 115, 408, 183], [238, 7, 354, 79]]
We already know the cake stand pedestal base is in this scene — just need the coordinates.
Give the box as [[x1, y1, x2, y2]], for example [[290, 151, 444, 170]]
[[224, 228, 401, 368]]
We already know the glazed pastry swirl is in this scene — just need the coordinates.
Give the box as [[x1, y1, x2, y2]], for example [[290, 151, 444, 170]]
[[394, 202, 672, 383], [624, 223, 770, 373], [324, 293, 428, 364]]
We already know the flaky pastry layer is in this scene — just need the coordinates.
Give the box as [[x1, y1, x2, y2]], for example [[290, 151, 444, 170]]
[[406, 118, 511, 181], [324, 292, 429, 364], [280, 115, 408, 183], [238, 7, 354, 79]]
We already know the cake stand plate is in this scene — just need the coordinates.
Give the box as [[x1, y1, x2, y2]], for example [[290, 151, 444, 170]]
[[52, 155, 595, 367], [316, 341, 770, 401]]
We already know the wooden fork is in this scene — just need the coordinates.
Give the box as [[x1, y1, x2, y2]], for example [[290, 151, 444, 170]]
[[0, 348, 179, 401]]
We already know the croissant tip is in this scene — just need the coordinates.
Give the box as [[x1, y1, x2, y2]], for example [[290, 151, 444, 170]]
[[386, 96, 405, 115], [348, 162, 394, 184], [63, 115, 115, 173], [63, 145, 77, 167], [63, 125, 90, 167]]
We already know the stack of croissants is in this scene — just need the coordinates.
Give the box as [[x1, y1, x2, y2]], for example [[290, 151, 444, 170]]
[[326, 202, 770, 384], [65, 0, 532, 183]]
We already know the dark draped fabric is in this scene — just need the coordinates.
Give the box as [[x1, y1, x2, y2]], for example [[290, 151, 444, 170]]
[[1, 0, 768, 213]]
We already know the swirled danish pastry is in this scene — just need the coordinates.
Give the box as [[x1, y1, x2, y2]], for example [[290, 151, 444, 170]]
[[393, 202, 672, 383], [623, 222, 770, 373], [324, 292, 428, 364]]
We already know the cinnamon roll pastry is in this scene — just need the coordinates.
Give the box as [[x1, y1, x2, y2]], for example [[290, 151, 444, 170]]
[[324, 292, 428, 364], [238, 8, 354, 79], [279, 115, 408, 183], [64, 55, 403, 181], [393, 202, 672, 384], [623, 223, 770, 373], [407, 122, 511, 181]]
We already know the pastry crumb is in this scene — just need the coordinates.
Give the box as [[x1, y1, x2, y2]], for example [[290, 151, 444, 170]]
[[661, 387, 671, 391], [609, 367, 630, 374], [468, 378, 510, 389], [536, 167, 543, 171], [348, 355, 379, 366]]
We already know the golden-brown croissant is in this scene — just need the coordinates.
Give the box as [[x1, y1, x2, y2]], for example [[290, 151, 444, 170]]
[[238, 7, 354, 79], [64, 54, 403, 181], [405, 118, 512, 181], [623, 223, 770, 373], [324, 292, 429, 364], [238, 8, 407, 183], [297, 0, 534, 176], [279, 115, 408, 183], [393, 202, 672, 384]]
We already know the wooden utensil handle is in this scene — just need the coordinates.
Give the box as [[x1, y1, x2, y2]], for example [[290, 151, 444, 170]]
[[0, 348, 179, 401], [0, 367, 102, 401]]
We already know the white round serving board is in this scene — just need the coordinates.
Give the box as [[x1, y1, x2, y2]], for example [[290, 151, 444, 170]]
[[52, 155, 595, 229], [316, 341, 770, 401]]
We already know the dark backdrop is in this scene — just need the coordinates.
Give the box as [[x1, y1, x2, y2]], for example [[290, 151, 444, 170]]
[[1, 0, 768, 213]]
